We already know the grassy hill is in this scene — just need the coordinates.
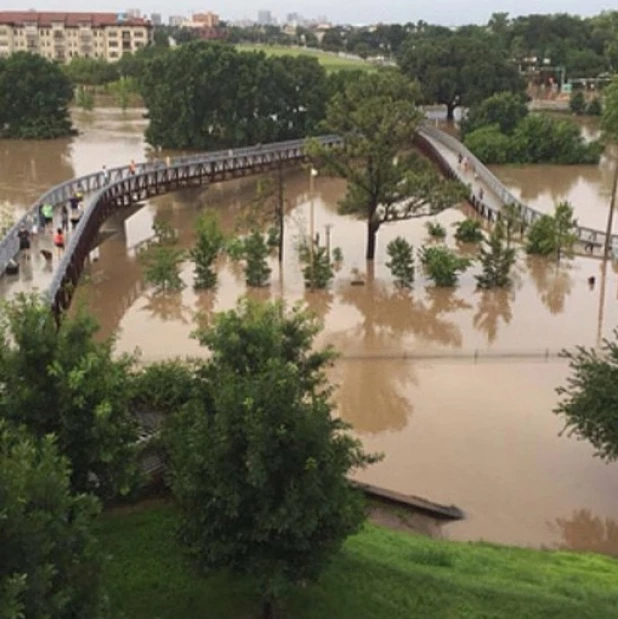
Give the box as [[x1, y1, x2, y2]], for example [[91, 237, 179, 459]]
[[100, 503, 618, 618], [235, 44, 375, 72]]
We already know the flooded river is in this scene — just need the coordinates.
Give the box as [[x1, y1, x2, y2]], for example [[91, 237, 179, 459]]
[[1, 108, 618, 556]]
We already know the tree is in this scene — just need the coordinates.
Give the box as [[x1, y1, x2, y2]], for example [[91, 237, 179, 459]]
[[190, 213, 224, 289], [569, 90, 587, 115], [300, 240, 334, 289], [425, 220, 446, 239], [0, 52, 74, 138], [0, 422, 107, 618], [526, 202, 578, 261], [308, 70, 465, 261], [555, 332, 618, 461], [165, 300, 377, 618], [243, 229, 271, 287], [140, 42, 328, 149], [398, 31, 525, 119], [0, 295, 139, 499], [139, 220, 185, 291], [476, 222, 516, 288], [454, 218, 484, 243], [386, 236, 415, 287], [419, 245, 471, 287], [462, 91, 528, 136]]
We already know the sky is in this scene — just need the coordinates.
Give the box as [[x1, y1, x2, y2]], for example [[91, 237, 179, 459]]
[[1, 0, 616, 26]]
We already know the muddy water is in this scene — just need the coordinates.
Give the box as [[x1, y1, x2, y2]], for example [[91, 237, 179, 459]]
[[2, 108, 618, 556]]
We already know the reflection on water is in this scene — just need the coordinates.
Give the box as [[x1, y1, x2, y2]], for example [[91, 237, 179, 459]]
[[473, 289, 514, 344], [553, 509, 618, 557], [527, 257, 574, 315], [3, 108, 618, 556]]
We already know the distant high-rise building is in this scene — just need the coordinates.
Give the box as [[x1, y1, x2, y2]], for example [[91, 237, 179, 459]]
[[126, 8, 141, 19], [286, 12, 302, 25], [151, 13, 162, 26], [257, 10, 273, 25], [168, 14, 184, 27]]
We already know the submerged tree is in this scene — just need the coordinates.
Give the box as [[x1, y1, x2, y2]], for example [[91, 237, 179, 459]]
[[0, 422, 107, 618], [190, 213, 224, 289], [0, 295, 139, 499], [526, 202, 578, 261], [476, 222, 516, 288], [420, 245, 471, 287], [386, 236, 415, 287], [165, 300, 378, 618], [300, 239, 334, 289], [140, 220, 185, 291], [308, 70, 465, 261], [454, 218, 484, 243], [243, 229, 272, 287], [555, 332, 618, 461]]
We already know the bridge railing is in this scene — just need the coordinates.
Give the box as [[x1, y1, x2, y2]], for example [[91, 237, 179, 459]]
[[1, 134, 342, 279], [418, 123, 618, 249]]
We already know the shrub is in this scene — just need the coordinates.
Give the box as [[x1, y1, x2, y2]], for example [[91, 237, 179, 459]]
[[419, 245, 471, 287], [426, 220, 447, 239], [190, 213, 224, 289], [476, 222, 516, 288], [332, 247, 344, 262], [463, 125, 512, 164], [525, 202, 578, 261], [140, 245, 185, 291], [586, 97, 602, 116], [454, 218, 484, 243], [300, 241, 334, 289], [386, 236, 415, 287], [569, 90, 586, 115]]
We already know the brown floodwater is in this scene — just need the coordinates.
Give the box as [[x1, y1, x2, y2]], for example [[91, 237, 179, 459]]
[[2, 108, 618, 556]]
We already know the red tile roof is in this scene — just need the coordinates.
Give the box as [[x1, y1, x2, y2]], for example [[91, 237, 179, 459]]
[[0, 11, 151, 28]]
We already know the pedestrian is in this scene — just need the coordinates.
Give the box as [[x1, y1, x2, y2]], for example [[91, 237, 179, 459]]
[[17, 224, 31, 260], [61, 205, 69, 232], [69, 193, 79, 211], [102, 165, 110, 184], [479, 188, 484, 201], [42, 202, 54, 232], [70, 205, 82, 231], [165, 155, 171, 168], [129, 159, 137, 175], [54, 228, 65, 257], [76, 186, 84, 203], [457, 153, 463, 166]]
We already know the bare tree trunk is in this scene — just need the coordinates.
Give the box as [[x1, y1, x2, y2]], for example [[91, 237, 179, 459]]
[[277, 165, 284, 263]]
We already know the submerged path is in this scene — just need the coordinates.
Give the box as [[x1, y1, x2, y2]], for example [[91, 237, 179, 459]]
[[1, 124, 617, 310]]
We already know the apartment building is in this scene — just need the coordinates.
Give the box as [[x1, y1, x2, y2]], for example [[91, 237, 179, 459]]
[[0, 11, 153, 63]]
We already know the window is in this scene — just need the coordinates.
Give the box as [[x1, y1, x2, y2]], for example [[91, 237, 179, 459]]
[[134, 30, 144, 37], [109, 50, 118, 58], [108, 40, 118, 47]]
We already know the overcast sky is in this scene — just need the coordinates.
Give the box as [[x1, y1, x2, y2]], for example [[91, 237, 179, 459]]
[[2, 0, 616, 25]]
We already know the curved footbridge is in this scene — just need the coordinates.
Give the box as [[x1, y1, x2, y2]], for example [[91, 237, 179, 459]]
[[1, 124, 616, 314]]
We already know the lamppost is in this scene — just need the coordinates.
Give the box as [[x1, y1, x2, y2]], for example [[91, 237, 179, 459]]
[[309, 167, 318, 290], [603, 152, 618, 261]]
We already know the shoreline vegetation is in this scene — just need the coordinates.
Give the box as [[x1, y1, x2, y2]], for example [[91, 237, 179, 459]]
[[100, 501, 618, 619]]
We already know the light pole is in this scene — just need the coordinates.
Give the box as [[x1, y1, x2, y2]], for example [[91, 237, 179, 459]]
[[325, 224, 333, 261], [603, 155, 618, 261], [309, 167, 318, 290]]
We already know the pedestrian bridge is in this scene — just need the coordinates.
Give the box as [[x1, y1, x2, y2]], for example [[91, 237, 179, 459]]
[[0, 135, 341, 314], [1, 124, 617, 315]]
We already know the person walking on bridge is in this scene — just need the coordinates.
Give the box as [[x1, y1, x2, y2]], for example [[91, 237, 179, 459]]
[[17, 224, 31, 260], [42, 202, 54, 232], [54, 228, 65, 258], [102, 165, 110, 184], [129, 160, 137, 175]]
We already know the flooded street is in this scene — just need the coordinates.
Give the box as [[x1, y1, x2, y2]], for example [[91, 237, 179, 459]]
[[2, 108, 618, 555]]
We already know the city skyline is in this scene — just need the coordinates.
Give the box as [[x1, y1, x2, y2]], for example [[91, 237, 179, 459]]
[[0, 1, 616, 26]]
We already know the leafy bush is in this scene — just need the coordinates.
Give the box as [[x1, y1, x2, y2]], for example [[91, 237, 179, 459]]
[[419, 245, 471, 287], [454, 218, 484, 243], [129, 359, 203, 416], [463, 125, 513, 164], [526, 202, 578, 261], [386, 236, 415, 287], [300, 241, 334, 289], [462, 91, 528, 136], [476, 222, 516, 288], [0, 422, 107, 619], [569, 90, 586, 115], [586, 97, 602, 116], [228, 229, 272, 287], [464, 108, 603, 165], [140, 245, 185, 291], [425, 220, 447, 239], [190, 213, 224, 289], [332, 247, 344, 262]]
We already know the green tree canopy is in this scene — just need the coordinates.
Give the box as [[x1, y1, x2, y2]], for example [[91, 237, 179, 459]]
[[0, 421, 106, 618], [0, 295, 139, 499], [165, 300, 377, 617], [556, 332, 618, 461], [309, 70, 465, 260], [398, 31, 525, 119], [0, 52, 74, 139], [140, 42, 328, 149], [462, 92, 529, 136]]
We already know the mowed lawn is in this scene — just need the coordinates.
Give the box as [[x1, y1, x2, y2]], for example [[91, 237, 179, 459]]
[[100, 503, 618, 619], [235, 44, 375, 72]]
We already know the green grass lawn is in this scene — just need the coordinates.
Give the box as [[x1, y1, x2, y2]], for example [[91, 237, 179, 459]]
[[235, 44, 375, 72], [99, 503, 618, 618]]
